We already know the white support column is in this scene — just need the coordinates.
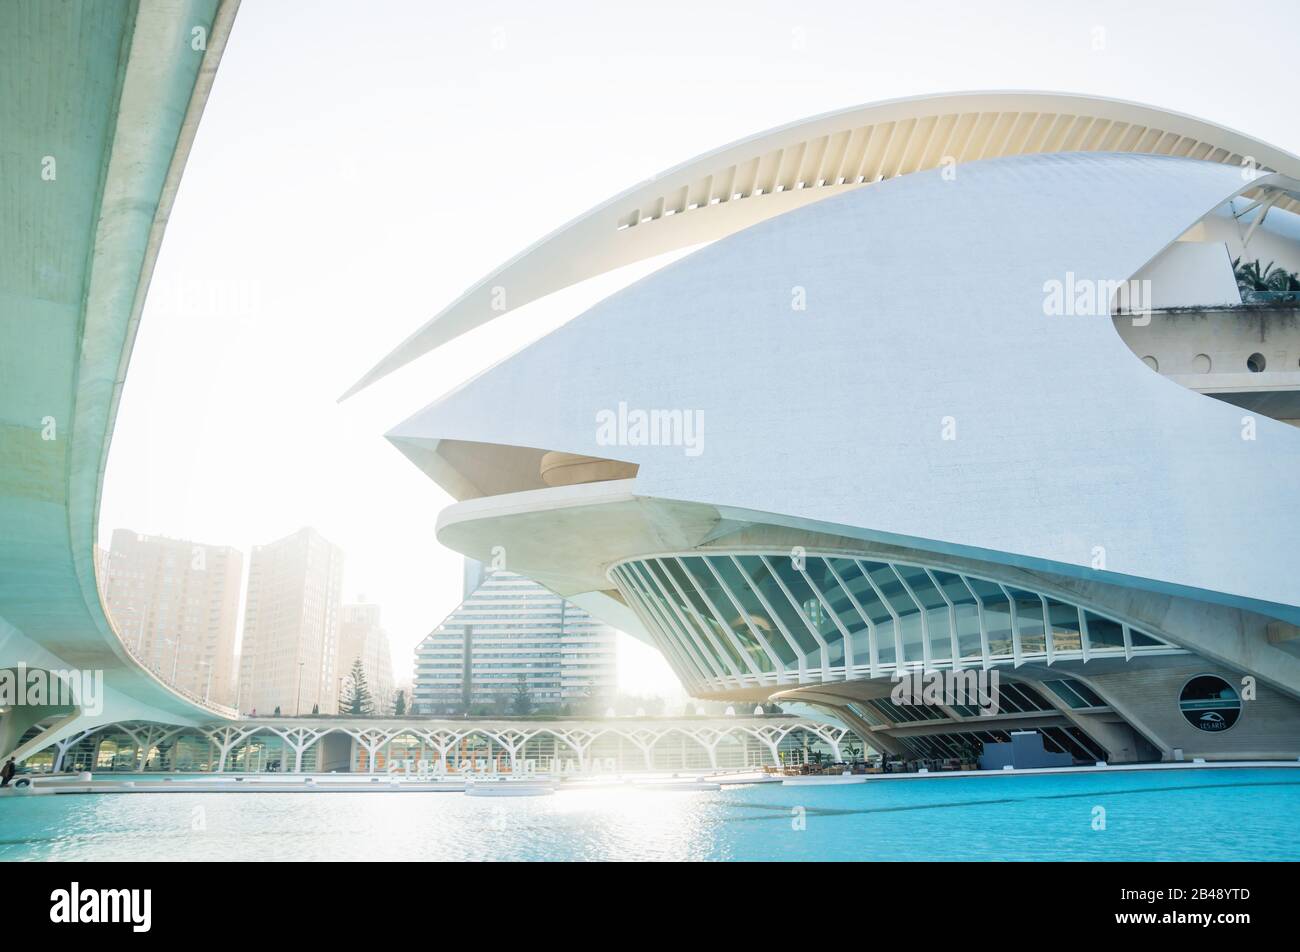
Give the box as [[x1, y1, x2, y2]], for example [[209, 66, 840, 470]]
[[547, 728, 601, 773], [688, 727, 727, 770], [343, 728, 398, 773], [117, 723, 182, 772], [267, 726, 328, 773], [51, 726, 100, 772], [201, 725, 260, 773], [803, 724, 849, 762], [624, 729, 662, 771], [413, 729, 465, 773], [744, 725, 792, 766], [488, 729, 537, 773]]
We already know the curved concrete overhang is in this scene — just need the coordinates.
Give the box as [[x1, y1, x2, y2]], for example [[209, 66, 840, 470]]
[[347, 91, 1300, 397], [390, 152, 1300, 635], [431, 480, 1300, 700], [0, 0, 242, 745]]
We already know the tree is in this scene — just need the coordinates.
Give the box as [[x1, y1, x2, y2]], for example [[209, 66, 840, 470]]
[[339, 658, 374, 716], [1233, 257, 1300, 303], [311, 703, 319, 715], [273, 705, 281, 717], [510, 674, 534, 716], [393, 689, 407, 716]]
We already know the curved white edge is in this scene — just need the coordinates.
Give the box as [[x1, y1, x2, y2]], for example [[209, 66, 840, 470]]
[[343, 90, 1300, 399], [77, 0, 242, 723]]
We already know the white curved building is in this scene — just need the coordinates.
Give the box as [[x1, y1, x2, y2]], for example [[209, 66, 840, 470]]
[[364, 92, 1300, 764]]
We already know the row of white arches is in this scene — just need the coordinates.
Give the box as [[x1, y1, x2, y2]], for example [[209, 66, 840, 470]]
[[28, 720, 866, 775]]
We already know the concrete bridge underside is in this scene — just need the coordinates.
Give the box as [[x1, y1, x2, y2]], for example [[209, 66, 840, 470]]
[[0, 0, 242, 762]]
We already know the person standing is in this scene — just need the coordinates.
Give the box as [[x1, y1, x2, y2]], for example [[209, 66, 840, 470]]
[[0, 757, 16, 787]]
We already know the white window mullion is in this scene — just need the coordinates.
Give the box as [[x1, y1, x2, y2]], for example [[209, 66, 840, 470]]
[[759, 556, 832, 673], [854, 559, 904, 676], [958, 574, 992, 670], [700, 556, 787, 680], [924, 568, 961, 672], [628, 561, 724, 683], [675, 557, 763, 681], [611, 565, 700, 690], [655, 558, 745, 684], [1000, 583, 1023, 667], [797, 562, 854, 679], [1041, 594, 1055, 666], [730, 556, 809, 682], [824, 558, 879, 679], [890, 563, 931, 672]]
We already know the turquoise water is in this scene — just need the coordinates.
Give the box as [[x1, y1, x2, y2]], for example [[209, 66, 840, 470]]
[[1, 768, 1296, 861]]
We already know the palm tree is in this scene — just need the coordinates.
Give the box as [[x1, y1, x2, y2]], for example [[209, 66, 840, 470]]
[[1232, 258, 1300, 302]]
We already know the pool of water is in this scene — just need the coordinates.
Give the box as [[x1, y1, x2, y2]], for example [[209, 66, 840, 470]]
[[1, 768, 1295, 861]]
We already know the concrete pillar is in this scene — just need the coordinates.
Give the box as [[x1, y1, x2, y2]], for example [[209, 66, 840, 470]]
[[0, 704, 50, 760]]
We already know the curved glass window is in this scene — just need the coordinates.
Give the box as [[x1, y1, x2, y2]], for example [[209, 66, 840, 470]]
[[610, 552, 1185, 690], [1046, 599, 1083, 652], [864, 562, 916, 663], [1083, 611, 1124, 653], [1009, 589, 1047, 656], [710, 556, 798, 667], [900, 565, 952, 663], [735, 556, 821, 667], [830, 559, 895, 666], [1130, 629, 1163, 648], [636, 561, 727, 678], [806, 559, 870, 666], [680, 557, 775, 673], [967, 579, 1013, 658], [771, 557, 844, 667], [1043, 678, 1107, 709]]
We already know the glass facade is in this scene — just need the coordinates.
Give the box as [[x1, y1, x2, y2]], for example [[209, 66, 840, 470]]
[[413, 570, 617, 715], [19, 721, 866, 774], [1043, 677, 1109, 709], [892, 725, 1107, 764], [612, 551, 1184, 692]]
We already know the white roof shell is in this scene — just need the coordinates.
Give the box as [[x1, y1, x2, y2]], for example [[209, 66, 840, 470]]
[[347, 91, 1300, 397], [388, 152, 1300, 626]]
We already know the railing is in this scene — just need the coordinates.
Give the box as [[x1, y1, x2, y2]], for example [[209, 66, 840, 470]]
[[111, 625, 239, 720], [1239, 289, 1300, 305], [94, 558, 239, 720]]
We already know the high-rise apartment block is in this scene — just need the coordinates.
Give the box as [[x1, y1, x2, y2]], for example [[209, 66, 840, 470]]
[[102, 529, 243, 706], [237, 527, 344, 715], [413, 565, 617, 714], [339, 601, 396, 714]]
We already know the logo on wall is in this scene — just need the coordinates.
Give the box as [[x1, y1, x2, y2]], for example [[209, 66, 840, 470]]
[[1178, 675, 1241, 733]]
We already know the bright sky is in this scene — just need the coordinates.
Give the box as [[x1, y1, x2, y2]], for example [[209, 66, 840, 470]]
[[99, 0, 1300, 693]]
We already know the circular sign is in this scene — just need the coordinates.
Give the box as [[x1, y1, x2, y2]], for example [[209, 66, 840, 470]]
[[1179, 675, 1241, 733]]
